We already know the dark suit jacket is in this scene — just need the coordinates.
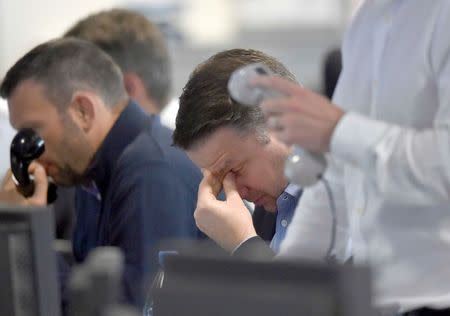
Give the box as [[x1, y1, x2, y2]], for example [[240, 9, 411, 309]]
[[72, 101, 202, 307], [240, 206, 276, 261]]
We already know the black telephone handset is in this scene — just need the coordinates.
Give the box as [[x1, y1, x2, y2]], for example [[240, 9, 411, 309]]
[[10, 128, 58, 204]]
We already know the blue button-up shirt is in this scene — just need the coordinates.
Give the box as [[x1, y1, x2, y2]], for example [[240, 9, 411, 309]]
[[270, 184, 302, 253]]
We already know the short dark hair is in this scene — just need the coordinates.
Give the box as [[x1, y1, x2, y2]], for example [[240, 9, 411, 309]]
[[0, 37, 126, 109], [64, 9, 171, 110], [173, 49, 297, 150]]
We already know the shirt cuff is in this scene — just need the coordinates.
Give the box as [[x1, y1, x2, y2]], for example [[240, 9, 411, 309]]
[[231, 236, 275, 260], [231, 236, 255, 254], [330, 112, 389, 168]]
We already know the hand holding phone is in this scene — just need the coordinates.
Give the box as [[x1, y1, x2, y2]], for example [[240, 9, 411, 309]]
[[10, 128, 57, 203]]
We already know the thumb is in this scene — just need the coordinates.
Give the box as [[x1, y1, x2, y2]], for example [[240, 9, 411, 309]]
[[222, 173, 241, 202], [1, 169, 16, 191], [27, 162, 48, 206]]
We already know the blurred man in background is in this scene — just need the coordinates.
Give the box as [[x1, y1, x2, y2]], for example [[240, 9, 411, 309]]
[[64, 9, 175, 128]]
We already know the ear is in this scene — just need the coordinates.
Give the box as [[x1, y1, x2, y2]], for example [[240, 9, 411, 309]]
[[68, 92, 97, 133], [123, 72, 146, 99]]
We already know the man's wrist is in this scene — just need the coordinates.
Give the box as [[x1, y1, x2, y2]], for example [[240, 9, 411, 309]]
[[231, 233, 258, 254], [232, 236, 275, 260]]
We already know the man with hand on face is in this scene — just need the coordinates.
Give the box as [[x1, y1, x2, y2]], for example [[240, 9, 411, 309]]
[[0, 38, 202, 307], [173, 49, 303, 256]]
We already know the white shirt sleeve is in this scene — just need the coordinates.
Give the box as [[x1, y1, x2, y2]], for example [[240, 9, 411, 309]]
[[278, 156, 351, 262], [330, 114, 450, 206]]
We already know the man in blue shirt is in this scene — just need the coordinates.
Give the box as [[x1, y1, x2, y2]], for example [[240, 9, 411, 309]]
[[173, 49, 302, 258], [0, 38, 201, 307]]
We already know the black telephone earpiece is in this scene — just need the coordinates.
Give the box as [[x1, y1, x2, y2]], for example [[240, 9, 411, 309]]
[[10, 128, 57, 204]]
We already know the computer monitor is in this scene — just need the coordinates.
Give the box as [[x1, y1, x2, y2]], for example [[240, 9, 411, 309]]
[[153, 255, 375, 316], [0, 204, 61, 316]]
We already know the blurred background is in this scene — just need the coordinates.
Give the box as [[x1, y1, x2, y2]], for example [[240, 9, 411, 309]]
[[0, 0, 360, 99]]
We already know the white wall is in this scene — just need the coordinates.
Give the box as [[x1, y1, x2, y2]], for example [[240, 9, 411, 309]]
[[0, 0, 121, 78], [0, 0, 356, 83]]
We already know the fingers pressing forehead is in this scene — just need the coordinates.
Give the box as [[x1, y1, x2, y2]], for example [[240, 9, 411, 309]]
[[199, 169, 223, 197]]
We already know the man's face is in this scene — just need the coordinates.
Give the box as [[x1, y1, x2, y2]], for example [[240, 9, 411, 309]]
[[187, 127, 290, 212], [8, 80, 93, 186]]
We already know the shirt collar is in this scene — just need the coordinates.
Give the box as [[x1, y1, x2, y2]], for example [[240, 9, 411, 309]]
[[284, 183, 301, 197], [84, 100, 154, 195]]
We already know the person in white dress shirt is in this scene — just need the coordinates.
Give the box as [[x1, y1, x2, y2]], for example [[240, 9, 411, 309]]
[[193, 1, 450, 315]]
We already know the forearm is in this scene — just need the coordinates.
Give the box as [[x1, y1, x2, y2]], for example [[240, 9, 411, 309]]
[[331, 112, 450, 205]]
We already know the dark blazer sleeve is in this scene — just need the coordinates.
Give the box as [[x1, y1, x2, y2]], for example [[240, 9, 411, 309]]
[[232, 236, 275, 260], [252, 206, 277, 241]]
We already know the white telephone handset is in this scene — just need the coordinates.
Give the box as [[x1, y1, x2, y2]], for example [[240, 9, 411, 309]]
[[227, 63, 327, 187]]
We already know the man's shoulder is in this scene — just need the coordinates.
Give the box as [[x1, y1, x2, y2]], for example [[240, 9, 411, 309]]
[[114, 120, 201, 183], [115, 118, 171, 165]]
